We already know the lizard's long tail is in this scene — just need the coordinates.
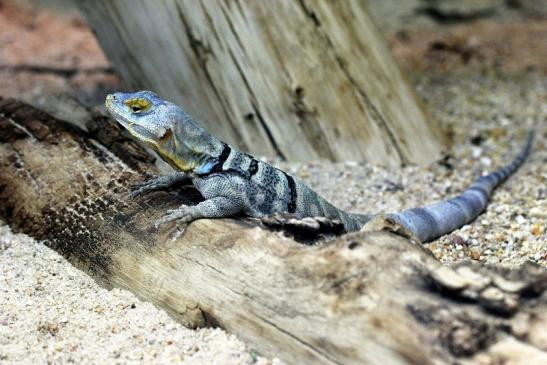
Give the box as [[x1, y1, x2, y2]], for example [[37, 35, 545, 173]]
[[388, 131, 534, 242]]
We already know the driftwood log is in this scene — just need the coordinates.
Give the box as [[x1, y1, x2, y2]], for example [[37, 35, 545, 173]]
[[77, 0, 445, 166], [0, 98, 546, 365]]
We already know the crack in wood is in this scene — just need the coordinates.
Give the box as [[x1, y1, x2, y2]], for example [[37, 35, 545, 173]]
[[251, 102, 286, 161], [1, 112, 37, 141], [175, 3, 249, 151], [199, 0, 223, 47], [226, 48, 286, 159], [219, 2, 248, 59], [334, 56, 408, 165], [291, 86, 336, 160], [254, 312, 344, 365], [296, 0, 408, 165]]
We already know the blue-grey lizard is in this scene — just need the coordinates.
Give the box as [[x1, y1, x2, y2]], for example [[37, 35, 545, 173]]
[[105, 91, 534, 242]]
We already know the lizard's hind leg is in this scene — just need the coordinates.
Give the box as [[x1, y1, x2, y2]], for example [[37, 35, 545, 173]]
[[130, 172, 190, 198], [154, 196, 244, 227]]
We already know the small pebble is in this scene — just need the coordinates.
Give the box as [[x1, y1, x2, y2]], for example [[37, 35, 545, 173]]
[[531, 225, 543, 236], [529, 207, 546, 218]]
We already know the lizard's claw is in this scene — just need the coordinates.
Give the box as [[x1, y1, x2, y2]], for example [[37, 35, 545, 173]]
[[154, 205, 195, 228], [129, 176, 169, 198], [129, 173, 190, 199], [130, 180, 153, 190], [129, 185, 153, 199]]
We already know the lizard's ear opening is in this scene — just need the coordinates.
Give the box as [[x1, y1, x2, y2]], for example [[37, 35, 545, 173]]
[[159, 128, 173, 143]]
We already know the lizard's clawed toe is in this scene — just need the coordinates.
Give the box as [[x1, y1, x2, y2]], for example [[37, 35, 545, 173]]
[[154, 206, 193, 228], [129, 181, 147, 189], [128, 176, 169, 199], [129, 188, 147, 199]]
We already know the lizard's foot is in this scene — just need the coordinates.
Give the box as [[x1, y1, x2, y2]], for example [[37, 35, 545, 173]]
[[130, 178, 163, 198], [154, 205, 197, 227], [154, 196, 244, 229], [130, 173, 189, 198]]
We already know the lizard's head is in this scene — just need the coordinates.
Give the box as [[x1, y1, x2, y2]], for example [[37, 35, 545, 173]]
[[105, 90, 174, 148], [105, 91, 224, 173]]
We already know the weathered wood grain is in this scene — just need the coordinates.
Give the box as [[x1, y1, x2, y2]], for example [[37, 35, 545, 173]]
[[1, 99, 545, 365], [77, 0, 445, 166]]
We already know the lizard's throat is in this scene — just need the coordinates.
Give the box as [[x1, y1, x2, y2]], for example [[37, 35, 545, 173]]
[[157, 150, 195, 173], [156, 147, 211, 174]]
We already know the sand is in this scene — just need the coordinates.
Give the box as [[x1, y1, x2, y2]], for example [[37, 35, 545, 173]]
[[0, 223, 281, 365]]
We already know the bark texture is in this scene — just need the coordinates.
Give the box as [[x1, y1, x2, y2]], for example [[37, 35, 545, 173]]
[[77, 0, 445, 166], [1, 99, 546, 365]]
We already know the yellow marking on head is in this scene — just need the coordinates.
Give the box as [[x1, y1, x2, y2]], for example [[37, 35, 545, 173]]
[[124, 98, 152, 113]]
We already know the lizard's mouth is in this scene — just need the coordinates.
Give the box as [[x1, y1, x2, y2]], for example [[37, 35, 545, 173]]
[[127, 124, 157, 143]]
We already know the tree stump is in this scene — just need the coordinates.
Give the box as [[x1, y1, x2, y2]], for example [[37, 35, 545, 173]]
[[77, 0, 445, 166]]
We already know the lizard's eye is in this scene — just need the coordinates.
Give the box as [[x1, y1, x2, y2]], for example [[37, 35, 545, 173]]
[[124, 98, 152, 114]]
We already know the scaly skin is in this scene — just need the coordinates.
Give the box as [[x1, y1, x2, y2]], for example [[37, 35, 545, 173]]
[[105, 91, 533, 242]]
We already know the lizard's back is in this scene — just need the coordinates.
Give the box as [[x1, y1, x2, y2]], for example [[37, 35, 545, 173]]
[[194, 146, 367, 230]]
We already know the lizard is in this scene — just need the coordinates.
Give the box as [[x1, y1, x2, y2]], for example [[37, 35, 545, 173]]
[[105, 90, 534, 242]]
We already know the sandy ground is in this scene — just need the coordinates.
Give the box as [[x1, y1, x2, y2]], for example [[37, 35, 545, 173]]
[[0, 224, 279, 365], [0, 0, 545, 364]]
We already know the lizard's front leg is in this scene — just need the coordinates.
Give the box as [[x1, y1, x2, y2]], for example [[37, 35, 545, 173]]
[[130, 172, 190, 198], [154, 196, 244, 227]]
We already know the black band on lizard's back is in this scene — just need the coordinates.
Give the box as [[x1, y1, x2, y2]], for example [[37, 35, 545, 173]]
[[248, 158, 259, 176], [284, 172, 297, 213]]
